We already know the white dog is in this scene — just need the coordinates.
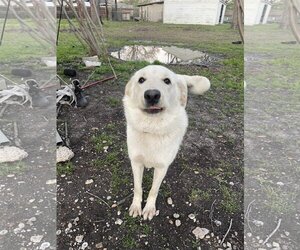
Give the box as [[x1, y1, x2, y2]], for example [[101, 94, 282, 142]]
[[123, 65, 210, 220]]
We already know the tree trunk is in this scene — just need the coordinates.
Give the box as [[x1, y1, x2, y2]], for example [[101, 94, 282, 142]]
[[280, 0, 290, 29], [115, 0, 118, 21], [231, 0, 238, 29], [105, 0, 109, 21]]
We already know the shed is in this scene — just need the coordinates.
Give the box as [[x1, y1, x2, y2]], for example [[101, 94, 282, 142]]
[[245, 0, 272, 25], [163, 0, 227, 25], [138, 1, 164, 22]]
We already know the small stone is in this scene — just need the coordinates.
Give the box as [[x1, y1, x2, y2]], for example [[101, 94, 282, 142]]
[[107, 196, 112, 200], [167, 197, 173, 205], [192, 227, 209, 240], [194, 171, 199, 174], [30, 235, 43, 243], [75, 235, 84, 243], [188, 214, 196, 220], [95, 242, 103, 249], [0, 230, 8, 235], [173, 213, 180, 219], [18, 223, 25, 229], [266, 243, 272, 248], [175, 219, 181, 227], [115, 218, 123, 225], [56, 230, 61, 235], [169, 220, 174, 224], [117, 211, 121, 216], [46, 179, 56, 185], [40, 242, 50, 250], [81, 242, 88, 250], [229, 181, 234, 186], [284, 231, 290, 236], [253, 220, 264, 227], [155, 210, 160, 216], [276, 182, 284, 186], [272, 242, 280, 248], [85, 179, 94, 185], [247, 232, 252, 237], [214, 220, 222, 226]]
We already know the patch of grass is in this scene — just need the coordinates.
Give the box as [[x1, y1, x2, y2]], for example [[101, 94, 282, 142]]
[[219, 185, 241, 214], [120, 213, 153, 249], [107, 96, 121, 108], [0, 162, 26, 176], [91, 133, 114, 153], [57, 162, 75, 175], [120, 214, 140, 249], [263, 185, 297, 215], [122, 234, 138, 249], [189, 188, 212, 203]]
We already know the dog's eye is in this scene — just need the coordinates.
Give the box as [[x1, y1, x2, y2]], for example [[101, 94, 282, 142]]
[[163, 78, 171, 85], [138, 77, 146, 84]]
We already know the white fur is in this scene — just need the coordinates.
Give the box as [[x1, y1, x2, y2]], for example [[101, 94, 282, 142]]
[[123, 65, 210, 220]]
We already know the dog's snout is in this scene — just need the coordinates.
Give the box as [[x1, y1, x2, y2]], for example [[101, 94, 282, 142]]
[[144, 89, 161, 105]]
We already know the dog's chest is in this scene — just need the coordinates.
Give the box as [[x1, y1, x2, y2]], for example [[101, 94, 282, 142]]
[[127, 127, 185, 167]]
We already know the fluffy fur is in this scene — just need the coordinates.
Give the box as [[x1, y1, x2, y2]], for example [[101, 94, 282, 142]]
[[123, 65, 210, 220]]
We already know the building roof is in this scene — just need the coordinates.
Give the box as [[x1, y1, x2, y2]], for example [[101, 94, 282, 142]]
[[138, 1, 164, 7]]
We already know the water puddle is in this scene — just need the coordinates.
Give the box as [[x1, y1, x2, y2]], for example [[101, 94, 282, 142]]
[[111, 46, 219, 67]]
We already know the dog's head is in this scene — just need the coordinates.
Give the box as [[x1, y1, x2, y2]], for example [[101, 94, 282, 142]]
[[123, 65, 189, 115]]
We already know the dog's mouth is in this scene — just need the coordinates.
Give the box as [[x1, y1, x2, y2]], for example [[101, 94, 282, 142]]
[[143, 106, 164, 114]]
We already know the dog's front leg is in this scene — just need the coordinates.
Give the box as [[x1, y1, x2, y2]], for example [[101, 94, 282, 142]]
[[129, 161, 144, 217], [142, 167, 168, 220]]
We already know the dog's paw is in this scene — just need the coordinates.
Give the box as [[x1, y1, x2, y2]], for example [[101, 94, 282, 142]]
[[129, 202, 142, 218], [142, 203, 156, 221]]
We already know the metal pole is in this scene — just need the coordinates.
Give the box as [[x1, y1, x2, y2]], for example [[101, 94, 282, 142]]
[[0, 0, 11, 46], [56, 0, 64, 46]]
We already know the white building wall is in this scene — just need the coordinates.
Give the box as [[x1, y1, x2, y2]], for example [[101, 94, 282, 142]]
[[245, 0, 272, 25], [163, 0, 221, 25], [140, 4, 163, 22]]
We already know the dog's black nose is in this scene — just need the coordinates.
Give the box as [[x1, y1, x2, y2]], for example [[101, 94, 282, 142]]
[[144, 89, 161, 105]]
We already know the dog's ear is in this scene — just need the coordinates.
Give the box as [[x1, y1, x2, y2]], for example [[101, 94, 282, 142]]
[[179, 75, 210, 95], [125, 78, 133, 97], [177, 77, 188, 107]]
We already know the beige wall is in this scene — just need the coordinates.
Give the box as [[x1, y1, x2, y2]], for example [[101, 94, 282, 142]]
[[140, 4, 163, 22], [163, 0, 221, 25]]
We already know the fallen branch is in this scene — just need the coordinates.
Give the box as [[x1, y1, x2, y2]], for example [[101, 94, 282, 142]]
[[245, 199, 255, 232], [263, 218, 282, 245], [111, 193, 133, 208], [221, 218, 233, 245], [81, 75, 117, 89], [85, 191, 110, 208]]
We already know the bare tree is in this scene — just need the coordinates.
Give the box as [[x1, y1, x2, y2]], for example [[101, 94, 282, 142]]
[[60, 0, 116, 77], [280, 0, 290, 29], [0, 0, 56, 53], [231, 0, 244, 43], [105, 0, 109, 20]]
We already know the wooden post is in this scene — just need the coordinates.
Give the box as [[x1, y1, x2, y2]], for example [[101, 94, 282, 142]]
[[105, 0, 109, 20]]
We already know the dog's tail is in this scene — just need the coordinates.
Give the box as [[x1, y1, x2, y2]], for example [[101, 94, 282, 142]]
[[180, 75, 211, 95]]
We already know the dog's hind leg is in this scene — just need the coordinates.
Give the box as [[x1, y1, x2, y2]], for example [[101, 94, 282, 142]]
[[142, 167, 168, 220], [129, 161, 144, 218]]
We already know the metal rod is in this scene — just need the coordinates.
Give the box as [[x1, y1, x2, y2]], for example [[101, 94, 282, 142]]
[[56, 0, 64, 46], [0, 0, 11, 46]]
